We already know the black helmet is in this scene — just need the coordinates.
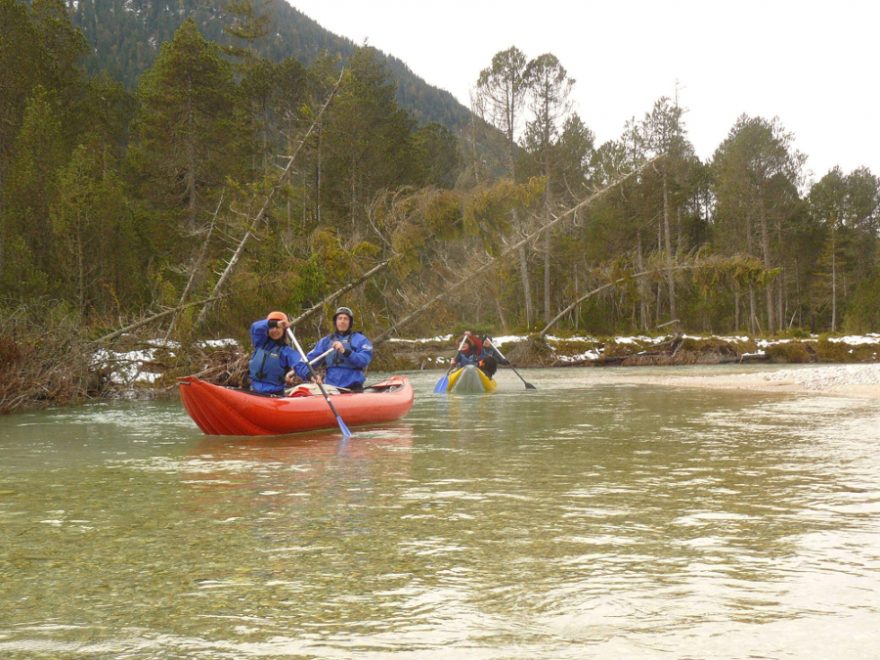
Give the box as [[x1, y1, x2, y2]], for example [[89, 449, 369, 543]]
[[333, 306, 354, 323]]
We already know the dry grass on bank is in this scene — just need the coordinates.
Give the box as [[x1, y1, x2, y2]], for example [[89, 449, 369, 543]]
[[0, 310, 103, 414]]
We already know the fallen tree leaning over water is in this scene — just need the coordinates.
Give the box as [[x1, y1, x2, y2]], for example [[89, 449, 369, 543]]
[[192, 69, 345, 331], [372, 158, 660, 346], [538, 253, 774, 337]]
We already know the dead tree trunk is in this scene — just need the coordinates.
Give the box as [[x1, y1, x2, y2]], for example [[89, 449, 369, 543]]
[[288, 259, 390, 327], [194, 70, 344, 329], [95, 295, 226, 344], [372, 158, 658, 345], [662, 174, 676, 318], [539, 258, 766, 338], [164, 190, 225, 341]]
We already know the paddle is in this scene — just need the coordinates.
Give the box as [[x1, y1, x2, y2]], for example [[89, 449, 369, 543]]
[[286, 327, 352, 438], [433, 333, 469, 394], [307, 348, 335, 367], [483, 338, 536, 390]]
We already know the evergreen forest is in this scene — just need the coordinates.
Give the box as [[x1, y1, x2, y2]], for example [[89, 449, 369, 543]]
[[3, 0, 880, 361]]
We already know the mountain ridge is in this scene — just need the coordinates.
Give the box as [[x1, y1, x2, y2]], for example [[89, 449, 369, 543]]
[[64, 0, 472, 130]]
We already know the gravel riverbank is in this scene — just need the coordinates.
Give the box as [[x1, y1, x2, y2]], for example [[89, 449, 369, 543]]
[[596, 363, 880, 400]]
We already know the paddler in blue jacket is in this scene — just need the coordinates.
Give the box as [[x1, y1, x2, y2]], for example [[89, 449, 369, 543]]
[[295, 306, 373, 391], [248, 311, 300, 394]]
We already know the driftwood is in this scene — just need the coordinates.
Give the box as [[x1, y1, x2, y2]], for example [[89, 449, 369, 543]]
[[372, 159, 657, 345], [94, 295, 226, 343], [194, 69, 345, 329]]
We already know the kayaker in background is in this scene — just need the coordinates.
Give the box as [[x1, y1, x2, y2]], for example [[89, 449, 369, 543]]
[[479, 337, 510, 378], [454, 332, 484, 368], [295, 306, 373, 392], [248, 311, 300, 395], [454, 331, 507, 378]]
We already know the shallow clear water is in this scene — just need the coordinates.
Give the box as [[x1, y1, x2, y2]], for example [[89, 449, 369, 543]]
[[2, 367, 880, 657]]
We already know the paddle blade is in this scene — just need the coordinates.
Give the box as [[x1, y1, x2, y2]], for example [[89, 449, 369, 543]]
[[433, 374, 449, 394], [525, 382, 537, 390], [336, 415, 352, 438]]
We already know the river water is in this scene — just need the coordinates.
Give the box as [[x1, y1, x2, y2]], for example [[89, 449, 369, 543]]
[[2, 367, 879, 658]]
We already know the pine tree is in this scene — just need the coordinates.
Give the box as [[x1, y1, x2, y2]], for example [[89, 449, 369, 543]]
[[319, 46, 417, 231], [475, 46, 533, 326], [1, 86, 66, 294], [523, 52, 574, 324], [128, 19, 251, 235], [712, 115, 804, 333], [51, 143, 138, 314]]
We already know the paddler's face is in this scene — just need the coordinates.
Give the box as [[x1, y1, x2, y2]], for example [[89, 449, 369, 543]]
[[268, 325, 284, 341]]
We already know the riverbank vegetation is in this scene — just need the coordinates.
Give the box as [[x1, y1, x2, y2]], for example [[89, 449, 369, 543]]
[[2, 0, 879, 410]]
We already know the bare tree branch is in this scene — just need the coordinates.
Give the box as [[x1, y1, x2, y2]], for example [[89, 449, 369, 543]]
[[194, 68, 346, 328], [94, 295, 227, 343], [164, 189, 225, 341], [289, 259, 391, 326], [373, 158, 658, 345]]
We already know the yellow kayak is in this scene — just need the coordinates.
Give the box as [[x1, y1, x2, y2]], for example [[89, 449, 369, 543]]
[[447, 364, 497, 394]]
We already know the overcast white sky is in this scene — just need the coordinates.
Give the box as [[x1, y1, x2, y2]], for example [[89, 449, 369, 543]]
[[288, 0, 879, 184]]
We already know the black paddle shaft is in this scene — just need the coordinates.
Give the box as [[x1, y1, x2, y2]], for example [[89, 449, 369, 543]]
[[484, 339, 536, 390]]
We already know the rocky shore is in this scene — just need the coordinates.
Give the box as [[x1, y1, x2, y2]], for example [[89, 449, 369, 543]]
[[83, 332, 880, 402], [591, 362, 880, 400], [375, 333, 880, 371]]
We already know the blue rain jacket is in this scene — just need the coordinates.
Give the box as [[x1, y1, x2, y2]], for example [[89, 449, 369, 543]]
[[248, 320, 300, 394], [295, 330, 373, 389]]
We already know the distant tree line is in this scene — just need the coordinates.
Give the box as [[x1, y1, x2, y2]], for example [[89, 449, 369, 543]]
[[2, 0, 879, 344]]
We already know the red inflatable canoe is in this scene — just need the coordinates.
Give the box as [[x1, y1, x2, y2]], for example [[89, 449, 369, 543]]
[[179, 375, 414, 436]]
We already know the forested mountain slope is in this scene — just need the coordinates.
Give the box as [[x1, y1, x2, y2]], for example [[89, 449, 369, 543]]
[[65, 0, 471, 129]]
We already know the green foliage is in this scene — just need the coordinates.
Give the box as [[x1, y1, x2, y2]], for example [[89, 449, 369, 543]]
[[0, 0, 88, 163], [1, 85, 66, 294], [462, 178, 544, 254], [291, 254, 328, 307], [423, 190, 465, 239], [784, 327, 812, 339], [0, 0, 48, 168], [462, 181, 516, 247], [412, 123, 460, 188], [67, 0, 471, 130], [128, 19, 252, 230], [815, 337, 880, 363], [765, 341, 815, 363], [448, 323, 499, 339], [843, 272, 880, 333], [808, 166, 880, 331], [2, 5, 880, 348], [51, 143, 143, 313], [375, 188, 465, 277], [318, 47, 420, 228]]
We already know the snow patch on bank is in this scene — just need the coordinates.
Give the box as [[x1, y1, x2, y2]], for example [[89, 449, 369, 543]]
[[827, 333, 880, 345], [92, 337, 242, 387], [92, 347, 163, 385], [387, 335, 453, 344], [557, 349, 602, 363], [94, 332, 880, 385]]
